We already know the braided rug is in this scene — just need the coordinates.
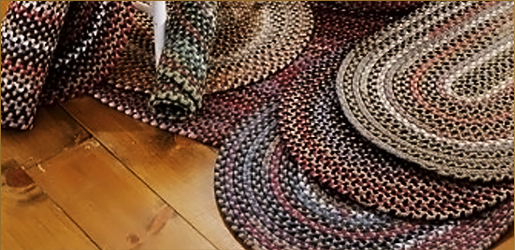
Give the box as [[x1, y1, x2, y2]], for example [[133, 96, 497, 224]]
[[1, 1, 134, 130], [1, 1, 312, 130], [90, 2, 422, 147], [103, 1, 313, 120], [214, 104, 514, 250], [336, 1, 514, 182], [277, 2, 514, 220], [89, 1, 312, 145], [150, 2, 219, 120]]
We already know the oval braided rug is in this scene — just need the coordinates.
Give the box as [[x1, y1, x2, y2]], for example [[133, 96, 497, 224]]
[[277, 3, 514, 220], [336, 1, 514, 182], [215, 104, 514, 250]]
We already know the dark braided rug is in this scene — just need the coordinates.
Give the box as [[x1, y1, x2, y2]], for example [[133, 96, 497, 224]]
[[214, 104, 514, 250]]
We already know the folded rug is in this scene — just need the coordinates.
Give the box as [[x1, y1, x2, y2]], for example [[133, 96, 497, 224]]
[[1, 1, 134, 130], [214, 104, 514, 250]]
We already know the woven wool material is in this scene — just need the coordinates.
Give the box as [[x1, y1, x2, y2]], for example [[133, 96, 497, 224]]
[[1, 1, 134, 130], [206, 2, 313, 93], [91, 2, 423, 147], [336, 1, 514, 182], [1, 1, 70, 130], [277, 2, 513, 220], [150, 2, 218, 120], [107, 1, 313, 95], [333, 1, 423, 14], [214, 104, 514, 250], [91, 1, 313, 145], [93, 74, 278, 146]]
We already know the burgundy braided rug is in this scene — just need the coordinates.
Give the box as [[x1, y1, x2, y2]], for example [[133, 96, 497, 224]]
[[1, 1, 134, 129], [214, 104, 514, 250]]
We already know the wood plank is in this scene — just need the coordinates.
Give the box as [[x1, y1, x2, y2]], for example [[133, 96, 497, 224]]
[[1, 105, 91, 167], [1, 161, 98, 250], [62, 96, 245, 250], [1, 1, 9, 19], [25, 138, 216, 250]]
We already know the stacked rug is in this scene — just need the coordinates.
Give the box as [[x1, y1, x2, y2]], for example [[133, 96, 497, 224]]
[[2, 2, 513, 249]]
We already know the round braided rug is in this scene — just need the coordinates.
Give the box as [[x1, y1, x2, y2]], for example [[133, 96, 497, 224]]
[[1, 1, 134, 130], [206, 2, 313, 93], [215, 104, 514, 250], [336, 1, 514, 182], [277, 3, 514, 220]]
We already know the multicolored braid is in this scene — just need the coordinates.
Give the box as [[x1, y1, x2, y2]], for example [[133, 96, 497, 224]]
[[1, 1, 70, 130], [150, 1, 218, 120], [1, 1, 133, 130]]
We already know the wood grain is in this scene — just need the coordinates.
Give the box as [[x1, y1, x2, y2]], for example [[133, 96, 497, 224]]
[[25, 138, 216, 250], [0, 1, 9, 19], [1, 105, 90, 167], [1, 162, 98, 250], [62, 96, 244, 250]]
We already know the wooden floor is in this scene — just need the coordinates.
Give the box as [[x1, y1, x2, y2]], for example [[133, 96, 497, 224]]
[[1, 96, 245, 250], [1, 97, 514, 250], [0, 2, 513, 250]]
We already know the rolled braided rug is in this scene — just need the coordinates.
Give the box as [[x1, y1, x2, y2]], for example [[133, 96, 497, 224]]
[[214, 103, 514, 250], [150, 2, 219, 120], [89, 1, 312, 145], [1, 1, 134, 129], [277, 1, 513, 220]]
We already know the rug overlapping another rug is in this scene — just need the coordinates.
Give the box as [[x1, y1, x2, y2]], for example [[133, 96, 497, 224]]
[[1, 2, 513, 249]]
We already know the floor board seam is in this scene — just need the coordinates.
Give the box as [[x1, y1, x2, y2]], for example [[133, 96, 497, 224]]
[[59, 101, 223, 250]]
